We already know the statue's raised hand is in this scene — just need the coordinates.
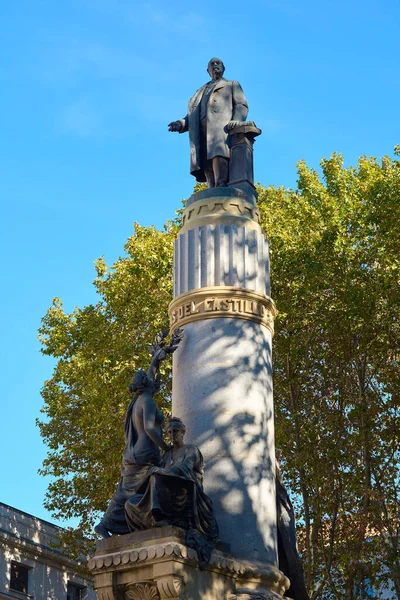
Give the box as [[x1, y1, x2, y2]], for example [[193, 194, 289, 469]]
[[153, 347, 167, 362], [168, 121, 182, 132]]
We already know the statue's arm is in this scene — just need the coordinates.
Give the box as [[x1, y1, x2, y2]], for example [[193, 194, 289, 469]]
[[147, 327, 184, 388], [231, 81, 249, 123], [166, 445, 199, 478], [142, 396, 169, 451], [146, 349, 165, 391], [179, 115, 188, 133]]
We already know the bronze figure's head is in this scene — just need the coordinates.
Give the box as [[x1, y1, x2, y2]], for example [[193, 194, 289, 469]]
[[129, 369, 151, 394], [207, 57, 225, 80], [166, 416, 186, 445]]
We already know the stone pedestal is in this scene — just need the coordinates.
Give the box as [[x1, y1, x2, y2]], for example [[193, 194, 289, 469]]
[[89, 527, 289, 600], [169, 187, 277, 564], [228, 122, 262, 205]]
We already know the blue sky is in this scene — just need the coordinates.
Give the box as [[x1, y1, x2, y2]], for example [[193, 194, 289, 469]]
[[1, 0, 399, 526]]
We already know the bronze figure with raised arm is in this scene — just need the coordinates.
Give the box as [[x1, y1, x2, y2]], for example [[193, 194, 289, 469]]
[[94, 329, 184, 538]]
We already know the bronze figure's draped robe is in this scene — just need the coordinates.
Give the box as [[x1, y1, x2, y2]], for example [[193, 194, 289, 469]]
[[95, 331, 184, 538], [97, 394, 165, 535], [124, 443, 218, 542]]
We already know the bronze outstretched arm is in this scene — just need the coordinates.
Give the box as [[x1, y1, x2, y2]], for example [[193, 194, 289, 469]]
[[168, 116, 188, 133], [146, 329, 184, 392]]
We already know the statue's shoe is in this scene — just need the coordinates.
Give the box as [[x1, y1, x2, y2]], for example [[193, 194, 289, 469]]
[[94, 523, 111, 538]]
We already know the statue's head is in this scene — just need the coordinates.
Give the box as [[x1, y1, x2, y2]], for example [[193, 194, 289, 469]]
[[207, 57, 225, 80], [129, 369, 151, 395], [166, 417, 186, 444]]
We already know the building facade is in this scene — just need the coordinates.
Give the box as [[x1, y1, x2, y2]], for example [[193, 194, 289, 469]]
[[0, 502, 97, 600]]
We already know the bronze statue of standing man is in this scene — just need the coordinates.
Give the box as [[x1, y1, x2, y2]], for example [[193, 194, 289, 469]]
[[168, 58, 248, 187]]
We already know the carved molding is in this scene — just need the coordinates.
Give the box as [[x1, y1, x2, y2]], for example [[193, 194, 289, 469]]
[[181, 197, 261, 232], [173, 224, 270, 297], [97, 590, 117, 600], [169, 286, 276, 334], [156, 575, 185, 600], [89, 542, 196, 573], [90, 542, 288, 594], [125, 582, 160, 600], [95, 572, 117, 600], [97, 593, 116, 600]]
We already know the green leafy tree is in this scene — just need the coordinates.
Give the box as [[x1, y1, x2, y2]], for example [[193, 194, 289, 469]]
[[38, 220, 179, 554], [38, 151, 399, 598], [259, 150, 400, 598]]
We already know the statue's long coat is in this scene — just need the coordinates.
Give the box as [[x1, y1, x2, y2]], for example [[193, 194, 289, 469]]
[[178, 78, 248, 182]]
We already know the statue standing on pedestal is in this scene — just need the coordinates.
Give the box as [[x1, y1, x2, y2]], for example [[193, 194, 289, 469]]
[[168, 57, 248, 187], [94, 330, 183, 538]]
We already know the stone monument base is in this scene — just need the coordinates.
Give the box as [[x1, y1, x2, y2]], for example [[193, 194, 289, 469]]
[[89, 527, 289, 600]]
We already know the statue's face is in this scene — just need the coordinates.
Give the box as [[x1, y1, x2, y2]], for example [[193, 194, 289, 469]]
[[207, 57, 224, 80], [167, 424, 185, 445]]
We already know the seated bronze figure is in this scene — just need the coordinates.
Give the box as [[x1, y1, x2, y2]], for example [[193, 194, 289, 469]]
[[125, 417, 218, 564]]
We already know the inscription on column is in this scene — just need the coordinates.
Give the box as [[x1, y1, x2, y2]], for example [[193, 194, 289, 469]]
[[169, 286, 275, 334]]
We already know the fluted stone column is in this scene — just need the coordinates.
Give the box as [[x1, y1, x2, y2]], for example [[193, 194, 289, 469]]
[[169, 187, 277, 564]]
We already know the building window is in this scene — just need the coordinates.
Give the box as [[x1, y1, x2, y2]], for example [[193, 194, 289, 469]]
[[10, 561, 30, 594], [67, 582, 85, 600]]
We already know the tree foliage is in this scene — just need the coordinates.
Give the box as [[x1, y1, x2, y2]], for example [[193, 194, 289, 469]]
[[258, 150, 400, 598], [38, 220, 179, 551], [38, 151, 399, 598]]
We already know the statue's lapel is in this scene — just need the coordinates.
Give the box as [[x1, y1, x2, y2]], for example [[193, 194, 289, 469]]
[[190, 84, 207, 110], [189, 79, 228, 112], [213, 78, 228, 93]]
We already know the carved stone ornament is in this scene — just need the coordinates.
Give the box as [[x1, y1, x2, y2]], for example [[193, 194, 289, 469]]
[[125, 582, 160, 600], [96, 588, 116, 600], [88, 542, 197, 572], [90, 541, 289, 592], [181, 195, 261, 233], [169, 286, 276, 334], [156, 575, 185, 600], [123, 576, 185, 600], [97, 593, 116, 600], [93, 572, 116, 600]]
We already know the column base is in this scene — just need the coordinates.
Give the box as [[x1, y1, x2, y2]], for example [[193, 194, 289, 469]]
[[89, 527, 289, 600]]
